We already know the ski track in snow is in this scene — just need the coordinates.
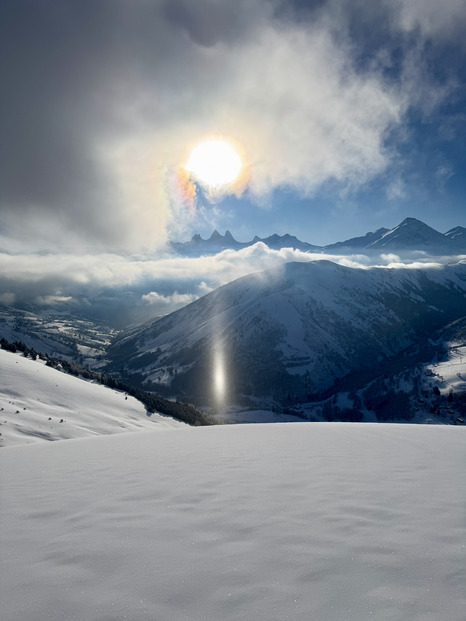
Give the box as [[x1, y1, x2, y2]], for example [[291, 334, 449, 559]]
[[1, 423, 465, 621]]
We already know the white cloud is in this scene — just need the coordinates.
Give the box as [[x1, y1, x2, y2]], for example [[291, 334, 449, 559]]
[[0, 0, 415, 254], [142, 291, 198, 306], [0, 292, 16, 306], [214, 23, 403, 198], [435, 165, 454, 191], [394, 0, 466, 39], [378, 261, 444, 270], [35, 295, 74, 306], [380, 253, 402, 263], [197, 281, 215, 295], [386, 179, 406, 200], [2, 244, 463, 313]]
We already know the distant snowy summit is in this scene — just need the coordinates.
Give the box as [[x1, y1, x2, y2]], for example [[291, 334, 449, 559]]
[[326, 218, 466, 252], [171, 218, 465, 256]]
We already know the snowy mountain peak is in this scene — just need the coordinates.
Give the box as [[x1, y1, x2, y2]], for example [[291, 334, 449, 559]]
[[369, 217, 450, 249], [399, 216, 425, 227], [386, 217, 437, 236]]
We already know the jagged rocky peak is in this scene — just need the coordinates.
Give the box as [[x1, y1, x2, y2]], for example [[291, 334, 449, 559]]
[[209, 229, 223, 241], [207, 230, 238, 243]]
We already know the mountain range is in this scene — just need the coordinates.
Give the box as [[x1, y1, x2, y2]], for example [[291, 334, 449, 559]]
[[171, 229, 319, 255], [2, 215, 466, 423], [171, 217, 466, 255]]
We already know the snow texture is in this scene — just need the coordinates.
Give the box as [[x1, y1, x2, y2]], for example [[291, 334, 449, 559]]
[[426, 346, 466, 395], [1, 423, 465, 621], [0, 349, 185, 447]]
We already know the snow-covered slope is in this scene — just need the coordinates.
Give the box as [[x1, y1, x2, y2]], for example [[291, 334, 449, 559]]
[[424, 317, 466, 398], [108, 259, 466, 408], [1, 423, 465, 621], [0, 349, 185, 447], [0, 305, 117, 366], [323, 227, 390, 252]]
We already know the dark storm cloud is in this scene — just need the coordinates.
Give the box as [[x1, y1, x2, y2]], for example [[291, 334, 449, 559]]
[[1, 1, 180, 247], [0, 0, 276, 251], [1, 2, 118, 220], [162, 0, 270, 46]]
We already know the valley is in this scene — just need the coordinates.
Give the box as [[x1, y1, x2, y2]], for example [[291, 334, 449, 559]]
[[2, 217, 465, 425]]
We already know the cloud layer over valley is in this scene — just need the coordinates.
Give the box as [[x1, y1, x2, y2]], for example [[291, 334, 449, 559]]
[[1, 242, 464, 325]]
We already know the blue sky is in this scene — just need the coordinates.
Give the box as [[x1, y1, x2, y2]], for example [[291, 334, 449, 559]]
[[183, 2, 466, 245], [0, 0, 465, 320]]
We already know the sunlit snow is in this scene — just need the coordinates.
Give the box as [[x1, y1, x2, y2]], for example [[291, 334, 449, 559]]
[[0, 349, 185, 446], [1, 350, 465, 620]]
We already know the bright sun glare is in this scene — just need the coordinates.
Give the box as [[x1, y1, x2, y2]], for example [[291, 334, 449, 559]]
[[185, 139, 242, 188]]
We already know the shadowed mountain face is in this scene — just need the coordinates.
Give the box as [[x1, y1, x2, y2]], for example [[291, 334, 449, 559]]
[[322, 228, 390, 251], [367, 218, 458, 250], [107, 260, 466, 406], [444, 226, 466, 245]]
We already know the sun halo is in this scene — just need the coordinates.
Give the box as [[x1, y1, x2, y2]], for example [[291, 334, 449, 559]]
[[184, 138, 243, 189]]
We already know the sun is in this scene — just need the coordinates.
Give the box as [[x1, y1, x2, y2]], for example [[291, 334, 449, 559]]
[[185, 139, 242, 188]]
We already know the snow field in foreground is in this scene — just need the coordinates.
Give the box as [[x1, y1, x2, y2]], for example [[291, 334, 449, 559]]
[[1, 423, 465, 621], [0, 349, 185, 446]]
